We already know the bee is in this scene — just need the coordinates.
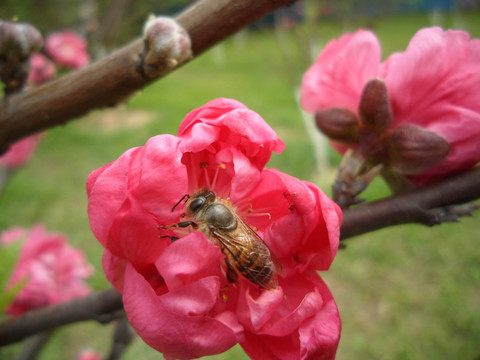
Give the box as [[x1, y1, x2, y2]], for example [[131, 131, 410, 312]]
[[160, 188, 281, 290]]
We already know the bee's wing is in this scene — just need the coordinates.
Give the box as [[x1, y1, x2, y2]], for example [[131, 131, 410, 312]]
[[237, 217, 284, 277], [212, 216, 282, 289]]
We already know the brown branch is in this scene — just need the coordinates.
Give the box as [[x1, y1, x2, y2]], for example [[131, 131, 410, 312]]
[[0, 0, 296, 153], [340, 167, 480, 240], [15, 331, 53, 360], [0, 288, 123, 346], [107, 314, 135, 360]]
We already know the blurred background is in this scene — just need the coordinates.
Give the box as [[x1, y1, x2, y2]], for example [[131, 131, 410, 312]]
[[1, 0, 479, 359]]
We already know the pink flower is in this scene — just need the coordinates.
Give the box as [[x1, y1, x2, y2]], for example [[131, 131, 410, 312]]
[[1, 225, 93, 316], [0, 134, 43, 170], [45, 30, 90, 69], [28, 53, 57, 85], [76, 349, 102, 360], [87, 98, 342, 359], [300, 27, 480, 185]]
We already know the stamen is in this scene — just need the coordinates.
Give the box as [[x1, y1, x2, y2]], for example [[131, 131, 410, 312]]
[[188, 155, 199, 190], [211, 163, 226, 190], [200, 162, 211, 189], [234, 200, 272, 220], [234, 198, 253, 211], [220, 286, 229, 302], [246, 212, 272, 220], [247, 206, 272, 214]]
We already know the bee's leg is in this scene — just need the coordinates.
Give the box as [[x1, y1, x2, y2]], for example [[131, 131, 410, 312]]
[[158, 221, 198, 230], [177, 221, 198, 229], [225, 259, 239, 284], [160, 235, 179, 242], [159, 221, 198, 242]]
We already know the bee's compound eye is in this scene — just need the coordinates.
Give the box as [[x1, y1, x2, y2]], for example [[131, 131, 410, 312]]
[[189, 197, 205, 212]]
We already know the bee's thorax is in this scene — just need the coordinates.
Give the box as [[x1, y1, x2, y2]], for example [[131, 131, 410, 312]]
[[203, 203, 237, 231]]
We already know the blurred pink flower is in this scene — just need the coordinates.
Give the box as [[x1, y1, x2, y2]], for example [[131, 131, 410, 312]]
[[87, 98, 342, 359], [45, 30, 90, 69], [300, 27, 480, 185], [28, 53, 57, 85], [76, 349, 102, 360], [0, 134, 43, 170], [1, 225, 93, 316]]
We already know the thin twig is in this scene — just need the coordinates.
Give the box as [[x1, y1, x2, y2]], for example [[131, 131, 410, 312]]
[[340, 167, 480, 240], [15, 331, 53, 360], [107, 313, 135, 360], [0, 288, 123, 346]]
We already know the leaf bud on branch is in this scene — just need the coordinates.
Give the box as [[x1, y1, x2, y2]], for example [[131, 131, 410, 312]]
[[140, 15, 192, 78], [0, 19, 43, 95], [385, 123, 450, 175], [314, 108, 360, 144]]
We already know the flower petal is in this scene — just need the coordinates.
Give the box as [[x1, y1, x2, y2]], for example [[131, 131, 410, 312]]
[[155, 232, 224, 291], [383, 27, 480, 184], [298, 276, 341, 360], [87, 147, 139, 247], [130, 134, 187, 226], [102, 250, 128, 293], [237, 285, 285, 332], [300, 30, 381, 113], [122, 263, 241, 359], [251, 169, 341, 273], [240, 273, 340, 360], [178, 98, 285, 170]]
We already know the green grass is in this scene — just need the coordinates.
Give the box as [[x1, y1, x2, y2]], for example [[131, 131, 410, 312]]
[[1, 9, 480, 360]]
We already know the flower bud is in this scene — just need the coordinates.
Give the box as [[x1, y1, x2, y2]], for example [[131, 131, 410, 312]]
[[385, 123, 450, 174], [359, 78, 393, 134], [314, 107, 360, 144], [0, 20, 43, 61], [27, 53, 56, 85], [141, 15, 192, 76], [0, 20, 43, 94], [45, 30, 90, 69]]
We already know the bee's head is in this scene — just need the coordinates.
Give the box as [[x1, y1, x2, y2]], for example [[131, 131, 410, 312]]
[[183, 188, 216, 215]]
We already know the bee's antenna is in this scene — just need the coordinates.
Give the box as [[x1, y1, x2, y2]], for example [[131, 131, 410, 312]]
[[172, 194, 189, 212]]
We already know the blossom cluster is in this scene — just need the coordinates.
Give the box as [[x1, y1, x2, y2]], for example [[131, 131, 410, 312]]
[[28, 30, 90, 85], [1, 225, 93, 316], [87, 98, 342, 359], [301, 27, 480, 187]]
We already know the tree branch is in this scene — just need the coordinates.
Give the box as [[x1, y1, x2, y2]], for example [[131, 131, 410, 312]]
[[0, 288, 123, 346], [107, 314, 135, 360], [340, 167, 480, 240], [15, 331, 53, 360], [0, 0, 296, 153]]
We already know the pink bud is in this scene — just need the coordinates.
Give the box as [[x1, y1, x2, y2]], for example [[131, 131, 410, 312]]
[[141, 15, 192, 76]]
